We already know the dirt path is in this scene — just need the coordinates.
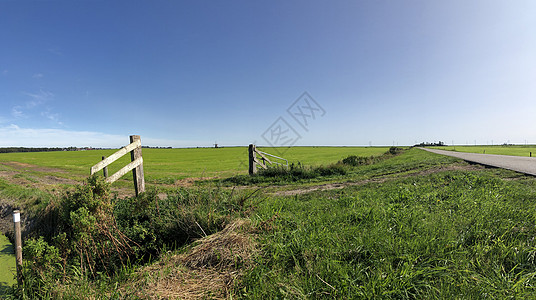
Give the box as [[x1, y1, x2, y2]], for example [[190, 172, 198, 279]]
[[272, 164, 483, 196], [0, 161, 139, 198], [421, 148, 536, 176], [0, 161, 80, 186]]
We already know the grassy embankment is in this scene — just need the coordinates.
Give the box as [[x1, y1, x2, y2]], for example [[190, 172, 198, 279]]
[[3, 147, 536, 298], [239, 150, 536, 298], [431, 145, 536, 157]]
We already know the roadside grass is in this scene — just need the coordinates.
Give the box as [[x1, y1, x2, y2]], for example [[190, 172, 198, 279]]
[[5, 148, 536, 298], [431, 145, 536, 157], [237, 149, 536, 298], [352, 146, 462, 179]]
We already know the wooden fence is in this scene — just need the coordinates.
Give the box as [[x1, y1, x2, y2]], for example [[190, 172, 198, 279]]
[[90, 135, 145, 196], [248, 144, 288, 175]]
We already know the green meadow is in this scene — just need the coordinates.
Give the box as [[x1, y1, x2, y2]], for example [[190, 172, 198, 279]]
[[3, 147, 536, 298], [240, 155, 536, 298], [0, 146, 389, 184]]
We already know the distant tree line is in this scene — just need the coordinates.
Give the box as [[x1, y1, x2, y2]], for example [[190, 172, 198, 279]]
[[141, 146, 173, 149], [0, 146, 177, 153], [413, 141, 446, 147], [0, 147, 96, 153]]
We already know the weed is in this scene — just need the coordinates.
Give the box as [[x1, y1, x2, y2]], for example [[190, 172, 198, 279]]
[[7, 175, 257, 298], [115, 186, 250, 260]]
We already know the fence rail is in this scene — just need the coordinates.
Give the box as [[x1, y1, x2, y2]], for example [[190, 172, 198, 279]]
[[258, 150, 289, 167], [90, 139, 141, 175], [248, 144, 288, 175], [90, 135, 145, 196]]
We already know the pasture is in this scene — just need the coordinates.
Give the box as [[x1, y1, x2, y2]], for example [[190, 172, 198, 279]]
[[0, 146, 389, 186], [3, 146, 536, 298]]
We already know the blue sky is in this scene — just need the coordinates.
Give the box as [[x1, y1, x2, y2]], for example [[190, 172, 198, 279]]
[[1, 1, 535, 147]]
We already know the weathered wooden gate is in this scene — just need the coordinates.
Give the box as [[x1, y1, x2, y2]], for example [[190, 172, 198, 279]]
[[248, 144, 288, 175], [90, 135, 145, 196]]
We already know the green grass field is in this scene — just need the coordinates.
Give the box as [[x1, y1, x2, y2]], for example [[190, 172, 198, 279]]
[[431, 145, 536, 157], [240, 153, 536, 298], [0, 146, 390, 185], [4, 147, 536, 298]]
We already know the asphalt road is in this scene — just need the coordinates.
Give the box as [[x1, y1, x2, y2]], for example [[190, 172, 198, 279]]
[[420, 148, 536, 176]]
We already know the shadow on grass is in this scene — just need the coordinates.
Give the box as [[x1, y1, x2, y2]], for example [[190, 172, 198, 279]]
[[0, 282, 13, 297]]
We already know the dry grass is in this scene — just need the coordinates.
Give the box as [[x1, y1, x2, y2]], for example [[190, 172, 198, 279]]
[[127, 219, 257, 299]]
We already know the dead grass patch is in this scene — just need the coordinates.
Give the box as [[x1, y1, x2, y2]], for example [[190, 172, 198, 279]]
[[171, 176, 219, 188], [127, 219, 256, 299], [0, 161, 69, 174], [0, 162, 81, 193], [273, 163, 485, 196]]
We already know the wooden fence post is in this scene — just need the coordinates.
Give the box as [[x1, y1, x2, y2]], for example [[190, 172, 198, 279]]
[[13, 210, 22, 285], [130, 135, 145, 196], [102, 156, 108, 178], [249, 144, 257, 175]]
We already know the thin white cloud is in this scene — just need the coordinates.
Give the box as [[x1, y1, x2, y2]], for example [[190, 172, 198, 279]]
[[0, 125, 207, 148], [32, 73, 44, 79], [2, 70, 7, 76], [41, 111, 63, 126], [0, 125, 126, 148], [22, 89, 54, 105], [48, 47, 62, 56], [13, 90, 62, 125], [11, 107, 25, 118]]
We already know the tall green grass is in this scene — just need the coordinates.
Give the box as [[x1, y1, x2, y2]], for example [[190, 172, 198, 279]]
[[6, 148, 536, 298], [6, 176, 255, 299], [237, 149, 536, 298], [0, 178, 53, 213]]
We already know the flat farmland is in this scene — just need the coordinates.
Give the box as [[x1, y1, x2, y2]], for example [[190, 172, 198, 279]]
[[4, 148, 536, 298], [0, 146, 390, 186]]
